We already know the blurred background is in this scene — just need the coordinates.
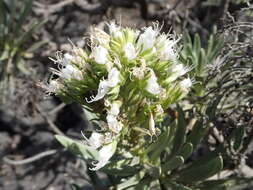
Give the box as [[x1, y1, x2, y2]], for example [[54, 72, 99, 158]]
[[0, 0, 252, 189]]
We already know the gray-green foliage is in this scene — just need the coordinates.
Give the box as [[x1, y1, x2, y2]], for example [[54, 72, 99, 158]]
[[0, 0, 46, 102]]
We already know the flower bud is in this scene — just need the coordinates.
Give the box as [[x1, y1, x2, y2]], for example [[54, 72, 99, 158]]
[[149, 113, 156, 136]]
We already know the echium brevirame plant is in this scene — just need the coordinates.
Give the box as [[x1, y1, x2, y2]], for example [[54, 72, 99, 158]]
[[47, 22, 192, 170], [45, 23, 253, 190]]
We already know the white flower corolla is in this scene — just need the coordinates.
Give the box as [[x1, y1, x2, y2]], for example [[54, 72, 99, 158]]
[[60, 64, 83, 80], [105, 100, 122, 133], [81, 131, 105, 150], [149, 113, 156, 136], [106, 114, 123, 133], [145, 70, 161, 95], [91, 140, 117, 170], [86, 80, 109, 103], [107, 67, 120, 87], [88, 132, 105, 149], [166, 64, 189, 83], [123, 43, 136, 60], [159, 42, 177, 61], [156, 35, 178, 61], [86, 68, 120, 103], [92, 46, 108, 64], [62, 53, 74, 66], [180, 78, 192, 92], [108, 22, 122, 38], [137, 26, 158, 50]]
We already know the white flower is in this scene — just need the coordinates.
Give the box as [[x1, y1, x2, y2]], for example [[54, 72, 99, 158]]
[[91, 140, 117, 170], [105, 101, 122, 133], [108, 22, 122, 38], [180, 78, 192, 92], [159, 43, 177, 61], [62, 53, 74, 66], [166, 64, 189, 83], [86, 68, 120, 103], [59, 64, 83, 80], [86, 80, 109, 103], [92, 46, 108, 64], [82, 131, 104, 149], [137, 26, 158, 50], [123, 43, 136, 60], [156, 35, 178, 61], [145, 70, 161, 95], [107, 67, 120, 87], [106, 114, 123, 133]]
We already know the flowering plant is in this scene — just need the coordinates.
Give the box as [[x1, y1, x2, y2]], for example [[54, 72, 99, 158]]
[[44, 23, 241, 189], [47, 23, 191, 169]]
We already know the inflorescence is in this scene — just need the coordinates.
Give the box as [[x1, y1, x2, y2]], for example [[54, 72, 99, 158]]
[[45, 22, 192, 170]]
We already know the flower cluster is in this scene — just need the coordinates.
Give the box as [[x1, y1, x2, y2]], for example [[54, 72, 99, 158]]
[[46, 23, 192, 170]]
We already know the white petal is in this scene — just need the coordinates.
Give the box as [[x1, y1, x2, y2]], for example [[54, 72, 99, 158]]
[[106, 114, 122, 133], [159, 45, 176, 61], [86, 80, 109, 103], [60, 65, 82, 80], [166, 64, 189, 83], [180, 78, 192, 92], [123, 43, 136, 60], [91, 141, 117, 170], [108, 22, 122, 38], [107, 67, 120, 87], [145, 71, 161, 95], [92, 46, 108, 64], [137, 27, 158, 50], [157, 37, 179, 61], [63, 53, 74, 65], [88, 132, 104, 149]]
